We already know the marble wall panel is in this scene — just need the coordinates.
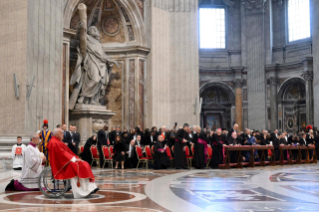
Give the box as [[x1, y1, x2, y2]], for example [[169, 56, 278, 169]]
[[0, 0, 28, 136], [129, 59, 135, 129], [106, 61, 124, 128], [26, 0, 63, 134]]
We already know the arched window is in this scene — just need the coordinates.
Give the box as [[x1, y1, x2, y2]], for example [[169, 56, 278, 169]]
[[287, 0, 311, 43]]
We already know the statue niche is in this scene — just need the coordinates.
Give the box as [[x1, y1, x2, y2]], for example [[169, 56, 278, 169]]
[[69, 3, 119, 110]]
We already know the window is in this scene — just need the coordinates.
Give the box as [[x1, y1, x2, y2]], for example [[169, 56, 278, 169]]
[[199, 8, 226, 49], [287, 0, 311, 42]]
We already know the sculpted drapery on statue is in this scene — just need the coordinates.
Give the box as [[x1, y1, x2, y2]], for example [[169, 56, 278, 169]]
[[69, 3, 119, 110]]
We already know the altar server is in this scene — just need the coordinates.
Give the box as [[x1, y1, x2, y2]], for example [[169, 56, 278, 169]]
[[12, 136, 26, 170], [5, 133, 45, 191]]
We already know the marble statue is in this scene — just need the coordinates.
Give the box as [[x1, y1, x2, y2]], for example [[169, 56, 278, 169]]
[[69, 4, 119, 110]]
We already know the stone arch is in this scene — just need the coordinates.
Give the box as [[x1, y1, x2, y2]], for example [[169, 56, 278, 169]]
[[200, 82, 235, 130], [277, 77, 305, 103], [63, 0, 147, 47], [200, 82, 235, 103]]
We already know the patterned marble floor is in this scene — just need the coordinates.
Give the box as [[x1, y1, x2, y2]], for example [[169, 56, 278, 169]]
[[1, 164, 319, 211]]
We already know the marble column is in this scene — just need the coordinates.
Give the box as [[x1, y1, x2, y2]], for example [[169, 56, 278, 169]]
[[233, 79, 245, 131], [302, 71, 314, 126], [243, 0, 269, 130], [267, 77, 279, 131]]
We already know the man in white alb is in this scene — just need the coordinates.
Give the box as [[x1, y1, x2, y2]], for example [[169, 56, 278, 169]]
[[6, 133, 45, 191]]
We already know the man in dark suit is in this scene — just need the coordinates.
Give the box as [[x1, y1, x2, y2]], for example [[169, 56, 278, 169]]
[[108, 126, 116, 145], [148, 130, 157, 146], [62, 124, 71, 146], [97, 125, 108, 168], [125, 139, 138, 168], [68, 126, 81, 156], [227, 123, 238, 139], [270, 129, 278, 141]]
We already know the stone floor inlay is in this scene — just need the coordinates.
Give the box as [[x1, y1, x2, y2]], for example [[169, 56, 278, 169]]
[[1, 164, 319, 211]]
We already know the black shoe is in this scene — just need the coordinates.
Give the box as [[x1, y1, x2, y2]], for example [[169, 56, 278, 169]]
[[5, 179, 15, 191], [87, 187, 100, 197], [183, 167, 189, 169]]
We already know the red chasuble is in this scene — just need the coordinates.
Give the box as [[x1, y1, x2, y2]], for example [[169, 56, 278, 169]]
[[48, 136, 95, 182]]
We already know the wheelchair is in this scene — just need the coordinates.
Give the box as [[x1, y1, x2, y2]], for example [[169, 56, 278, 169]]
[[38, 167, 71, 198]]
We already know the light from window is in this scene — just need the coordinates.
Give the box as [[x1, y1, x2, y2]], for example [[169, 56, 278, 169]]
[[200, 8, 226, 49], [288, 0, 310, 42]]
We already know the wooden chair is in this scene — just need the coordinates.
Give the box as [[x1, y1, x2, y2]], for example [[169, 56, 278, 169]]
[[206, 145, 213, 168], [144, 146, 154, 163], [102, 145, 113, 168], [90, 145, 99, 167], [136, 146, 149, 169], [185, 146, 193, 168]]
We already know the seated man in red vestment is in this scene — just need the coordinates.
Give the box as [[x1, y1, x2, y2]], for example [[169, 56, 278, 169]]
[[48, 128, 99, 198]]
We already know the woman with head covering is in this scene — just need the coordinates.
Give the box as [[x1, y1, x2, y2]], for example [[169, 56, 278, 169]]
[[113, 135, 126, 169], [80, 135, 97, 165]]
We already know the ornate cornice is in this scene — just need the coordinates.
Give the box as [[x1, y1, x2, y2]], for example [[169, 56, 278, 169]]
[[302, 71, 313, 81], [267, 77, 279, 86]]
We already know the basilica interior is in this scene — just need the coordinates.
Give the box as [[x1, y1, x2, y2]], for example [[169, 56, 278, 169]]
[[1, 0, 319, 211]]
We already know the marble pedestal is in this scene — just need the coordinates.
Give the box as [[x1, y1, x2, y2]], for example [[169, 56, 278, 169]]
[[69, 104, 115, 145]]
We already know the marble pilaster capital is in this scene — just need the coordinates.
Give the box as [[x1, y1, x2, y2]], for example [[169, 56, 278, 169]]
[[302, 71, 313, 81], [233, 79, 245, 88], [267, 77, 279, 86]]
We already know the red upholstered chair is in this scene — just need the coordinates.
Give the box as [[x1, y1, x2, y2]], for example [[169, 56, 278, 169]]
[[109, 145, 114, 156], [102, 145, 113, 169], [136, 146, 149, 169], [90, 145, 99, 167], [185, 146, 193, 168], [151, 145, 155, 155], [191, 145, 195, 156], [207, 145, 213, 168], [78, 145, 84, 157], [144, 146, 154, 163], [165, 147, 174, 167]]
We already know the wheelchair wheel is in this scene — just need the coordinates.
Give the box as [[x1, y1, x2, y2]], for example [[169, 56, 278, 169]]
[[38, 167, 71, 198]]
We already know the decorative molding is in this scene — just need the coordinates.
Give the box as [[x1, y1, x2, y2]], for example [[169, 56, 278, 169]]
[[302, 71, 313, 81], [242, 0, 266, 15], [267, 77, 279, 86], [233, 79, 245, 88]]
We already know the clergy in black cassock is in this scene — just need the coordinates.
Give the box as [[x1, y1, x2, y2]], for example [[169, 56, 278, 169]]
[[153, 135, 170, 169], [210, 128, 228, 169], [174, 123, 190, 169], [193, 127, 208, 169]]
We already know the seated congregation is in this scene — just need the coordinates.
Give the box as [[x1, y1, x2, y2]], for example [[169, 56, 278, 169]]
[[79, 123, 319, 170]]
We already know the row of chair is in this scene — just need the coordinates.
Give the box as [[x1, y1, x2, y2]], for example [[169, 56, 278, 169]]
[[79, 144, 214, 169]]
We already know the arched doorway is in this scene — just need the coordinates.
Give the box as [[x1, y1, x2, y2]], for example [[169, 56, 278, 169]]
[[278, 78, 306, 133], [200, 83, 235, 130]]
